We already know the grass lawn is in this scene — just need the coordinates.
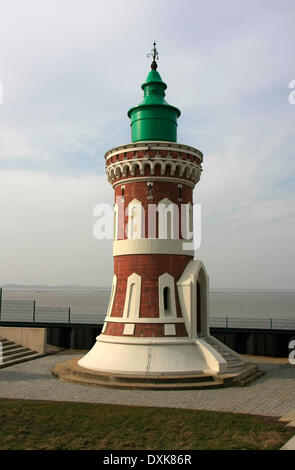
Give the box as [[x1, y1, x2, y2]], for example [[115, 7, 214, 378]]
[[0, 398, 292, 450]]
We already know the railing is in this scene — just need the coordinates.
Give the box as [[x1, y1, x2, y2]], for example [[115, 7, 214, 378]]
[[0, 289, 105, 325], [210, 316, 295, 331], [0, 289, 294, 330]]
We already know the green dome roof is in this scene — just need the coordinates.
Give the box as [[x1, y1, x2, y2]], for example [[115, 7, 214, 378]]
[[127, 68, 181, 142]]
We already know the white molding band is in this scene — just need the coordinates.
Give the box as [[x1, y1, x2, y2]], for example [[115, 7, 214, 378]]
[[104, 141, 203, 163], [98, 334, 193, 345], [112, 176, 195, 189], [104, 316, 185, 324], [113, 239, 194, 256]]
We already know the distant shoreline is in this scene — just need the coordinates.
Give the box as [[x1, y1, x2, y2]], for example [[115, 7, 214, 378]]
[[2, 286, 295, 294]]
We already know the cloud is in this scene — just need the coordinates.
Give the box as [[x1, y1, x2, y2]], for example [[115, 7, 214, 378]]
[[0, 171, 113, 285], [0, 0, 294, 288]]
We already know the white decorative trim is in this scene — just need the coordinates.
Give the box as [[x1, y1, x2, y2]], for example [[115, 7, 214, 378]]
[[106, 274, 117, 317], [101, 323, 107, 333], [113, 239, 194, 256], [105, 146, 149, 161], [105, 316, 185, 324], [123, 324, 135, 335], [113, 204, 118, 240], [158, 198, 178, 239], [104, 141, 203, 162], [97, 334, 193, 345], [106, 157, 201, 185], [164, 324, 176, 336], [123, 273, 141, 319], [112, 177, 195, 189], [196, 338, 227, 373], [158, 273, 177, 318], [180, 202, 193, 240], [127, 199, 143, 239], [177, 260, 210, 338]]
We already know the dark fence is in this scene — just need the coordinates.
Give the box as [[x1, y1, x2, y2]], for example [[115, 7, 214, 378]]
[[0, 289, 105, 325], [210, 316, 295, 331], [1, 287, 295, 356], [0, 288, 294, 330]]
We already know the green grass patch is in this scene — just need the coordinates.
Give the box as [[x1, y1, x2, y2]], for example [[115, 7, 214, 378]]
[[0, 398, 292, 450]]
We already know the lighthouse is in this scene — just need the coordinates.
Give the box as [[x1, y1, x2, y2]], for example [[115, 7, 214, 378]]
[[55, 44, 261, 388]]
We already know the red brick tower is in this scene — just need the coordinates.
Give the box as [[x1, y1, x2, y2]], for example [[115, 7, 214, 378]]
[[78, 44, 246, 378], [103, 138, 203, 339]]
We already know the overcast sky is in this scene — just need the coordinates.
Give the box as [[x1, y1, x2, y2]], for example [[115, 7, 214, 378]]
[[0, 0, 294, 289]]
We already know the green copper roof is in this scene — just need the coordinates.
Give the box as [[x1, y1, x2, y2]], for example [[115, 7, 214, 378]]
[[127, 67, 181, 142]]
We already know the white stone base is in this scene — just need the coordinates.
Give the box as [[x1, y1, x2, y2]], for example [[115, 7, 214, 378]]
[[78, 334, 228, 376]]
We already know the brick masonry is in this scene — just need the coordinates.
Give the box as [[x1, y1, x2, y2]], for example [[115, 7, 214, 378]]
[[103, 322, 188, 337], [104, 146, 198, 338], [111, 254, 192, 319]]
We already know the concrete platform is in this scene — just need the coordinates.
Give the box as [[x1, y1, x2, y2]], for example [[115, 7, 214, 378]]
[[52, 357, 264, 390], [1, 353, 295, 417]]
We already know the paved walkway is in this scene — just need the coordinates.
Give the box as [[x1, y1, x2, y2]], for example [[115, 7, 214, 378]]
[[0, 353, 295, 417]]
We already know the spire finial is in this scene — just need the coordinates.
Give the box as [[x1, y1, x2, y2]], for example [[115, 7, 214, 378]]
[[147, 41, 159, 70]]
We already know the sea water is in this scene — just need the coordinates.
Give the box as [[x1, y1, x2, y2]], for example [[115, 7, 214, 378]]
[[2, 288, 295, 320]]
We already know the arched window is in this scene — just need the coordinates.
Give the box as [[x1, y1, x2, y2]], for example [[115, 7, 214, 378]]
[[163, 286, 172, 316], [178, 184, 183, 202], [158, 273, 177, 318]]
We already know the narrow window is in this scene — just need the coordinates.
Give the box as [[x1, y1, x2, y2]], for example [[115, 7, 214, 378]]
[[163, 287, 171, 316], [147, 182, 153, 199], [127, 283, 135, 318], [121, 186, 125, 202], [178, 184, 183, 201]]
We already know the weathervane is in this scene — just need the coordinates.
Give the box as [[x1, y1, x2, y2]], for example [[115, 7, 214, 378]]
[[147, 41, 159, 70]]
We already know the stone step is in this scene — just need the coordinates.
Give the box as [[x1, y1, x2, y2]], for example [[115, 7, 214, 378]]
[[65, 366, 217, 385], [58, 372, 224, 390], [1, 344, 19, 351], [234, 369, 264, 386], [223, 358, 242, 364], [2, 343, 23, 352], [3, 346, 31, 357], [226, 361, 243, 368], [2, 349, 37, 362], [53, 358, 263, 390], [0, 340, 15, 347], [226, 359, 244, 366], [0, 352, 43, 369], [201, 336, 244, 370]]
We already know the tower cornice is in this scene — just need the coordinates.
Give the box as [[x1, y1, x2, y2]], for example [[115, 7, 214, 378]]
[[104, 141, 203, 162], [105, 141, 203, 187]]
